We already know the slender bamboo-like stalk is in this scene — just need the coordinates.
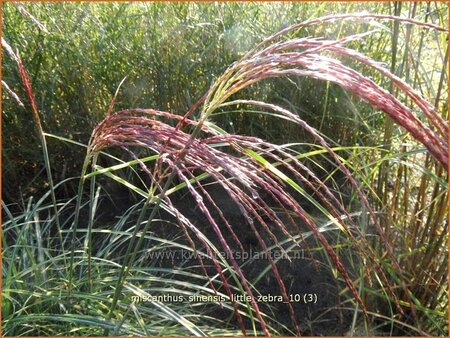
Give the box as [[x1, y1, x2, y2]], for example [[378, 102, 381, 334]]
[[67, 154, 92, 296], [86, 153, 98, 293], [2, 38, 66, 266]]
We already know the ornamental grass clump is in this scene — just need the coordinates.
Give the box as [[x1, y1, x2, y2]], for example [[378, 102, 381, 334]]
[[5, 9, 448, 336], [67, 13, 447, 335]]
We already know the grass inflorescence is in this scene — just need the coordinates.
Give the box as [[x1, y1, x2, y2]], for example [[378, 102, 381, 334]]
[[2, 4, 448, 336]]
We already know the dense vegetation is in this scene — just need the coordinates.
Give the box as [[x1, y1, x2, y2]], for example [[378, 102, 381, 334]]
[[2, 2, 448, 336]]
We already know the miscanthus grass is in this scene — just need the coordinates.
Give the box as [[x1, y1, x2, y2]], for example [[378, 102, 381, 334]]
[[3, 11, 447, 336]]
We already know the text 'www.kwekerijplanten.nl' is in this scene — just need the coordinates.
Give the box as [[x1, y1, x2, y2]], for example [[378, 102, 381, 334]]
[[144, 248, 306, 261]]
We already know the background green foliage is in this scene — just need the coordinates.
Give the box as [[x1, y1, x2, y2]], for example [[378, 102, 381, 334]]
[[6, 1, 446, 202]]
